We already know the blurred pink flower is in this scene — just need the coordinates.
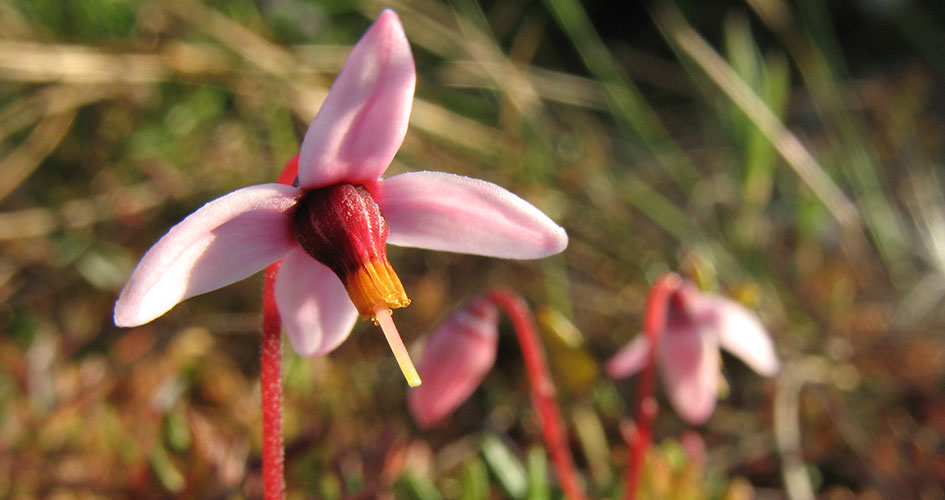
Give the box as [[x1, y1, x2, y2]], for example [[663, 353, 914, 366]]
[[605, 280, 779, 425], [113, 10, 567, 365], [408, 297, 499, 427]]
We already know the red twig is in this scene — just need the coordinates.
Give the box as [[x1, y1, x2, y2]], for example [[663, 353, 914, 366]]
[[623, 273, 680, 500], [260, 155, 299, 500], [487, 289, 587, 500]]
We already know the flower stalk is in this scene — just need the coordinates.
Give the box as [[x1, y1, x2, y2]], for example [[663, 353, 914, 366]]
[[624, 273, 680, 500], [259, 155, 299, 500], [261, 262, 285, 500], [486, 290, 587, 500]]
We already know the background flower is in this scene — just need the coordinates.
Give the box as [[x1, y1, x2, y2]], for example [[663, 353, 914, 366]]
[[607, 280, 779, 424]]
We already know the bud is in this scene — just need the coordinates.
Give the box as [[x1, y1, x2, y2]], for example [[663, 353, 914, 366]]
[[408, 297, 499, 428]]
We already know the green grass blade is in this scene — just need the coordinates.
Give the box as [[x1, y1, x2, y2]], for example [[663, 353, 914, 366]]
[[543, 0, 699, 192]]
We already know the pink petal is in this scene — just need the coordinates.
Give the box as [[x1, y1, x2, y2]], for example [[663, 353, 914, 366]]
[[378, 171, 568, 259], [658, 325, 720, 425], [707, 296, 780, 376], [408, 297, 499, 428], [275, 247, 359, 357], [298, 9, 415, 190], [114, 184, 300, 327], [604, 335, 651, 379]]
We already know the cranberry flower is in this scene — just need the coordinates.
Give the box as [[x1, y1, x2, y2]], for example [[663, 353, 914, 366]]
[[605, 279, 779, 424], [113, 10, 567, 386]]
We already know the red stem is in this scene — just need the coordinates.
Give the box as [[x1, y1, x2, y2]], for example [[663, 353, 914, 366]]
[[262, 262, 285, 500], [487, 289, 587, 500], [624, 273, 680, 500], [261, 155, 299, 500]]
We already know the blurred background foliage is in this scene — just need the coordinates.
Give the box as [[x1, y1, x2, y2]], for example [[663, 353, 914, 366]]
[[1, 0, 944, 498]]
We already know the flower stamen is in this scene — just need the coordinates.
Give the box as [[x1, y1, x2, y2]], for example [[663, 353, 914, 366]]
[[292, 183, 417, 386], [292, 183, 411, 316], [347, 259, 410, 314]]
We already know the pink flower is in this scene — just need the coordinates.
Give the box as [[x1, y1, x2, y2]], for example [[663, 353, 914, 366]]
[[605, 280, 779, 425], [113, 10, 567, 385], [408, 297, 498, 428]]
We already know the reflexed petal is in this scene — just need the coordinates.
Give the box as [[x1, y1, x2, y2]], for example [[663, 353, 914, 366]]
[[408, 297, 498, 428], [275, 247, 359, 357], [658, 326, 720, 425], [709, 296, 780, 376], [298, 10, 415, 190], [605, 335, 651, 379], [114, 184, 300, 327], [379, 171, 568, 259]]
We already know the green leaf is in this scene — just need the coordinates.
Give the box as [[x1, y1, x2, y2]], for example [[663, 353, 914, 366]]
[[526, 447, 550, 500], [482, 434, 528, 499], [460, 457, 490, 500], [394, 470, 443, 500]]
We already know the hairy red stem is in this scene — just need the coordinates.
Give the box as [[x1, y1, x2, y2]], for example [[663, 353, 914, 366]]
[[261, 155, 299, 500], [487, 289, 587, 500], [624, 273, 680, 500], [262, 262, 285, 500]]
